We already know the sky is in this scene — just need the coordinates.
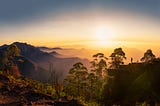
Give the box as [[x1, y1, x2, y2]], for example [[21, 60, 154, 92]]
[[0, 0, 160, 49]]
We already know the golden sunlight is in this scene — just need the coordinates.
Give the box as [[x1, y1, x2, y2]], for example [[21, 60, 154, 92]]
[[93, 26, 115, 47], [95, 26, 114, 41]]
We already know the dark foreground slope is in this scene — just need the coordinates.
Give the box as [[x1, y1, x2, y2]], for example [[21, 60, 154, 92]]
[[0, 73, 84, 106], [102, 60, 160, 106]]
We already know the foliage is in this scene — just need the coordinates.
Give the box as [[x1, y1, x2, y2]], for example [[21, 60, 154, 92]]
[[101, 58, 160, 106], [2, 45, 160, 105], [0, 44, 21, 77], [91, 53, 108, 79], [64, 48, 160, 105], [7, 44, 20, 58], [0, 72, 57, 100], [141, 49, 155, 63], [64, 62, 88, 99], [64, 53, 108, 104], [109, 47, 126, 69]]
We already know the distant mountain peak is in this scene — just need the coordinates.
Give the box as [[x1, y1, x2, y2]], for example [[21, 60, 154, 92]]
[[11, 42, 55, 62], [52, 47, 62, 50], [0, 42, 90, 82], [0, 44, 8, 49], [38, 46, 62, 50], [13, 42, 36, 48]]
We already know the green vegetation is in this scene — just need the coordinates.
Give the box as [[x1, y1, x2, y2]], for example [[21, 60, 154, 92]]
[[0, 71, 56, 105], [0, 44, 84, 105], [64, 48, 160, 106], [141, 49, 156, 63], [0, 44, 21, 77], [109, 47, 126, 69], [1, 44, 160, 106]]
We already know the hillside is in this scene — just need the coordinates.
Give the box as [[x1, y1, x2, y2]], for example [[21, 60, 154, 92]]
[[0, 42, 90, 82], [0, 73, 84, 106]]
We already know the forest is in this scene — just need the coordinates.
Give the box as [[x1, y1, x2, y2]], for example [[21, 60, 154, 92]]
[[0, 44, 160, 106]]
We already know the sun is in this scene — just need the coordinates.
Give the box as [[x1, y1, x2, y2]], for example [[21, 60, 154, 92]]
[[95, 26, 113, 41]]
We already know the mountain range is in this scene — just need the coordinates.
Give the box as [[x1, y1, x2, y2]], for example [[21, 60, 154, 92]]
[[0, 42, 90, 82]]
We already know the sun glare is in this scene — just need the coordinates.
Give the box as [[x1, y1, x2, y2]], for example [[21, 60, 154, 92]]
[[95, 26, 114, 41], [93, 26, 114, 47]]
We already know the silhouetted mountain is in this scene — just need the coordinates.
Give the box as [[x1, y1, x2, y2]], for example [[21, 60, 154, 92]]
[[52, 47, 62, 50], [38, 46, 62, 57], [38, 46, 52, 50], [49, 51, 61, 57], [0, 44, 8, 50], [0, 42, 90, 82], [38, 46, 62, 51], [13, 42, 56, 62]]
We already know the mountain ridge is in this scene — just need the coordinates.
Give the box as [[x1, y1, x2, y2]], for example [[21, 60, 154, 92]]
[[0, 42, 90, 82]]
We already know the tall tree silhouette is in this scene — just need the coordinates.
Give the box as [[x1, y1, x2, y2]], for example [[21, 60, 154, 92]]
[[91, 53, 108, 79], [90, 53, 108, 103], [64, 62, 88, 98], [7, 44, 20, 60], [141, 49, 155, 63], [109, 48, 126, 69], [5, 44, 21, 77], [87, 72, 98, 101]]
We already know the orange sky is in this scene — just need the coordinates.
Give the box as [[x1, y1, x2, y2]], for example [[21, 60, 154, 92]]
[[0, 1, 160, 51]]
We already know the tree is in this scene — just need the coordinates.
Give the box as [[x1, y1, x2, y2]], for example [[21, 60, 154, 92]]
[[87, 73, 98, 101], [7, 44, 21, 77], [0, 44, 21, 77], [141, 49, 155, 63], [109, 48, 126, 69], [101, 48, 126, 105], [7, 44, 20, 59], [6, 44, 20, 67], [91, 53, 108, 79], [64, 62, 88, 98], [90, 53, 108, 104]]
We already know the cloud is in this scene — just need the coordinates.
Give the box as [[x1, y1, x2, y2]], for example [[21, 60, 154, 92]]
[[0, 0, 159, 24]]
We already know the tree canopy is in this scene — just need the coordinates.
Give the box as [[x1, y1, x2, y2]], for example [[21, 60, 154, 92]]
[[109, 48, 126, 69], [141, 49, 155, 63]]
